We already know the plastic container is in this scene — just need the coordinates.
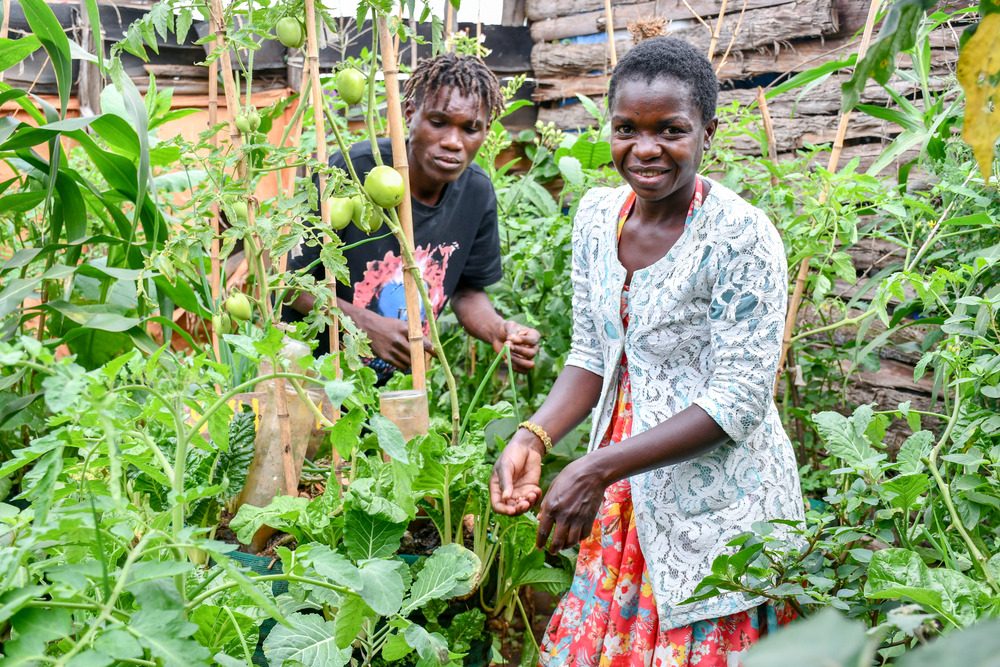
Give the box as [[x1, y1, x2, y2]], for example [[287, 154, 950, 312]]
[[379, 389, 430, 441]]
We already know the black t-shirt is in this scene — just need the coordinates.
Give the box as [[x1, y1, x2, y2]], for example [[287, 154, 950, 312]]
[[286, 138, 503, 358]]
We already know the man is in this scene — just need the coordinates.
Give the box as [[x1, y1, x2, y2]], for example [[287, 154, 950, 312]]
[[286, 53, 540, 382]]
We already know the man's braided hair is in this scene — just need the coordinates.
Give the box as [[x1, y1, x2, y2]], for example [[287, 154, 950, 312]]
[[403, 52, 505, 123]]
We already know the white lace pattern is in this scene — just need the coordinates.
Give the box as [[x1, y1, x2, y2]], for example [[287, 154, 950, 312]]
[[565, 179, 805, 629]]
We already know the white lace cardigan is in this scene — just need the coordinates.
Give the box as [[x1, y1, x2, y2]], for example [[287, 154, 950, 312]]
[[565, 179, 805, 629]]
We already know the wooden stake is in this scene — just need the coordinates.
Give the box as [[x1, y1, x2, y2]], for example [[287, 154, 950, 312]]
[[755, 87, 779, 186], [304, 0, 341, 382], [775, 0, 883, 392], [409, 6, 418, 70], [444, 1, 454, 45], [1, 0, 11, 81], [0, 0, 9, 39], [476, 1, 482, 44], [603, 0, 617, 69], [707, 0, 729, 62], [208, 57, 221, 361], [208, 0, 243, 150], [714, 0, 748, 75], [377, 16, 427, 391]]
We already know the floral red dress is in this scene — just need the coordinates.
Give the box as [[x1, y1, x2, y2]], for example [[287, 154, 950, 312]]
[[539, 182, 795, 667]]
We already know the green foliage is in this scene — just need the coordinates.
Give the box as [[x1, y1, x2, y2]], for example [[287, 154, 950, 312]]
[[842, 0, 937, 111], [1, 2, 997, 665]]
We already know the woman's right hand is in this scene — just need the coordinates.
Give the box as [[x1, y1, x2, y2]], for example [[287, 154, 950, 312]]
[[490, 433, 544, 516]]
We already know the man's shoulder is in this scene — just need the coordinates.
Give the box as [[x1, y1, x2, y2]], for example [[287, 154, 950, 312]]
[[455, 160, 495, 199], [331, 139, 391, 169]]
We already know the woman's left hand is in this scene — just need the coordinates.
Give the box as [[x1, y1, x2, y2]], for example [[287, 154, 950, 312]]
[[536, 455, 608, 552]]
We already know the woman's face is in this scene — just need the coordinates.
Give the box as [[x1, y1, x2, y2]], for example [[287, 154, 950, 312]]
[[610, 75, 716, 205]]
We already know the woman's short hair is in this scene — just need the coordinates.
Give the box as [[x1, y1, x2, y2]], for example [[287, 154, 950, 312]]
[[608, 37, 718, 125]]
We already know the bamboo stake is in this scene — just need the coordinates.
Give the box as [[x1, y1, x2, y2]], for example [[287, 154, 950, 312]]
[[603, 0, 617, 69], [277, 96, 306, 274], [410, 6, 418, 70], [209, 0, 297, 501], [208, 0, 243, 150], [444, 1, 454, 45], [0, 0, 9, 39], [208, 61, 221, 361], [377, 16, 427, 392], [706, 0, 729, 62], [476, 1, 482, 44], [775, 0, 883, 393], [0, 0, 11, 81], [714, 0, 748, 76], [304, 0, 341, 383], [755, 87, 779, 186]]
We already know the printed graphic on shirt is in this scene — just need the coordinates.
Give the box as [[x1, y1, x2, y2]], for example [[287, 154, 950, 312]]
[[352, 243, 457, 327]]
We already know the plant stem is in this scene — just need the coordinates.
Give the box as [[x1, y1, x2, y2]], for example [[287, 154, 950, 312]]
[[459, 345, 508, 439], [387, 207, 461, 442], [790, 309, 878, 343], [515, 593, 541, 658], [185, 573, 351, 610], [54, 536, 150, 666], [926, 387, 999, 593]]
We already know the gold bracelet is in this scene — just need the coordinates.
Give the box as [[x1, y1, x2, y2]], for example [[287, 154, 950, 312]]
[[518, 421, 553, 453]]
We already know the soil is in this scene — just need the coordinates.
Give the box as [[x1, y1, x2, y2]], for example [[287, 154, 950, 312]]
[[488, 589, 559, 666], [399, 515, 477, 555], [215, 509, 295, 557]]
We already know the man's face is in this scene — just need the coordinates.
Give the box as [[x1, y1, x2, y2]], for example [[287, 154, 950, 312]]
[[405, 86, 489, 194]]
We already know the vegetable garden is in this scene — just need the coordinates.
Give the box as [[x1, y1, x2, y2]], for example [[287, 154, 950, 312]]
[[0, 0, 998, 665]]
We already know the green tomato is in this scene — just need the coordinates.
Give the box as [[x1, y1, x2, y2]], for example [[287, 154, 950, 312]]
[[275, 17, 305, 49], [351, 195, 382, 234], [212, 312, 232, 335], [225, 293, 253, 322], [327, 196, 354, 230], [229, 201, 249, 222], [234, 114, 252, 134], [247, 108, 261, 131], [336, 68, 366, 105], [364, 165, 406, 209], [361, 210, 383, 233]]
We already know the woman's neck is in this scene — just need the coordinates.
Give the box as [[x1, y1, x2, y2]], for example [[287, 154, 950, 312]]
[[632, 177, 699, 227]]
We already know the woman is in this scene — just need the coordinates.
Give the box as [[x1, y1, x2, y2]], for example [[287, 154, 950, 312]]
[[490, 38, 804, 666]]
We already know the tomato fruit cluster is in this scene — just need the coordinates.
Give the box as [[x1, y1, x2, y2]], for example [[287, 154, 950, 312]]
[[234, 108, 261, 135]]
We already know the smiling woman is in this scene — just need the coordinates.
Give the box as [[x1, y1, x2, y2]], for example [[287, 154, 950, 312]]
[[490, 36, 805, 666]]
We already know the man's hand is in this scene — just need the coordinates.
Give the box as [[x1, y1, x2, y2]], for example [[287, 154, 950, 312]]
[[492, 320, 541, 373], [356, 309, 434, 370], [451, 288, 541, 372], [490, 434, 543, 516]]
